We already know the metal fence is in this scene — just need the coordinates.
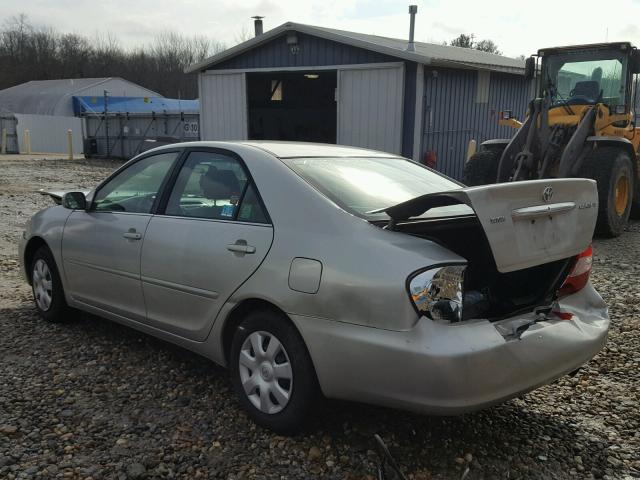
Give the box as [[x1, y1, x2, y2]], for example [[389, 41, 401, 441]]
[[0, 115, 19, 153], [83, 112, 200, 159]]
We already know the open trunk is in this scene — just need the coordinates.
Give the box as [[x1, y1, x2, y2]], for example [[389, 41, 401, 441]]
[[394, 215, 573, 320], [377, 178, 599, 320]]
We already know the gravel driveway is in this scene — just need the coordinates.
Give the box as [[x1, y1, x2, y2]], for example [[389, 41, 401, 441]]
[[1, 155, 638, 480]]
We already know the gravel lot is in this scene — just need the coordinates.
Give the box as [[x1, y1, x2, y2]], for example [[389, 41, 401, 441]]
[[1, 155, 639, 480]]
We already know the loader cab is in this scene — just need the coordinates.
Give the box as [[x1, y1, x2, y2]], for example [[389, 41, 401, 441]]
[[535, 42, 638, 114]]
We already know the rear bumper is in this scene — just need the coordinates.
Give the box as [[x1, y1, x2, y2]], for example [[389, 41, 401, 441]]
[[292, 283, 608, 414]]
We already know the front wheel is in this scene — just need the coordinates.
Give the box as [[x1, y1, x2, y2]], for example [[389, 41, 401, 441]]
[[30, 246, 71, 322], [579, 147, 634, 237], [229, 310, 320, 434]]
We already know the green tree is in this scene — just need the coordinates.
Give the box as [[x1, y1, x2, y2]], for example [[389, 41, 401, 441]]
[[448, 34, 502, 55], [475, 39, 501, 55], [449, 34, 474, 48]]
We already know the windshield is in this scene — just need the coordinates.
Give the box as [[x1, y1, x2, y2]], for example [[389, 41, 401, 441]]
[[283, 157, 472, 220], [541, 48, 628, 108]]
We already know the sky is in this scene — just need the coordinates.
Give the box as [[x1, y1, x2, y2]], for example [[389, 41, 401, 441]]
[[2, 0, 640, 58]]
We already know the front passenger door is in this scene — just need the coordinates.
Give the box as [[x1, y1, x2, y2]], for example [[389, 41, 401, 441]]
[[62, 151, 179, 320]]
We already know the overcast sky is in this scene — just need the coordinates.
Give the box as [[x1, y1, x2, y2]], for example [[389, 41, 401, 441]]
[[2, 0, 639, 58]]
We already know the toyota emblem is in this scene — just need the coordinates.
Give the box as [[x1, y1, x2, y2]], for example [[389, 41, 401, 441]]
[[542, 186, 553, 203]]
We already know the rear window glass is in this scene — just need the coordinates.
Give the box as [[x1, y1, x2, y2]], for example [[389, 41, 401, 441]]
[[282, 157, 472, 220]]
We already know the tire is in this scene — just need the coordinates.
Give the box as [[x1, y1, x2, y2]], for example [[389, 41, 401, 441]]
[[229, 310, 320, 434], [578, 147, 634, 238], [462, 149, 502, 186], [630, 180, 640, 220], [30, 246, 70, 322]]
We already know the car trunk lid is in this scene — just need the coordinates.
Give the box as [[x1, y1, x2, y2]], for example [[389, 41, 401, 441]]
[[373, 178, 598, 273]]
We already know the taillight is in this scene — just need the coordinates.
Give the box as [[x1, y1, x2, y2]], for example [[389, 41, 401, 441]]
[[557, 245, 593, 298], [408, 265, 466, 322]]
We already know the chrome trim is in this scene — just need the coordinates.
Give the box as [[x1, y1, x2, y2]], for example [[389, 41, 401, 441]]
[[511, 202, 575, 220]]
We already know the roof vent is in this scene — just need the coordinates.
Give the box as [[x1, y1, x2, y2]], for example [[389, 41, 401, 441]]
[[252, 16, 264, 37], [407, 5, 417, 52]]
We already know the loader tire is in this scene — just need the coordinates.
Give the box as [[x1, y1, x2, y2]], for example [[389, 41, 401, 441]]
[[630, 180, 640, 220], [463, 149, 501, 186], [579, 147, 633, 238]]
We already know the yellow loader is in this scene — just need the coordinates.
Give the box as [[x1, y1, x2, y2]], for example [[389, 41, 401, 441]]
[[464, 42, 640, 237]]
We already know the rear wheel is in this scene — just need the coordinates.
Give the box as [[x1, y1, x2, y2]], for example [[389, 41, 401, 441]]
[[630, 178, 640, 220], [229, 310, 319, 434], [463, 149, 502, 186], [579, 147, 633, 237], [30, 246, 70, 322]]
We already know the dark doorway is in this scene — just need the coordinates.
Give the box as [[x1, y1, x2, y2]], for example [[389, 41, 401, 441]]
[[247, 71, 337, 143]]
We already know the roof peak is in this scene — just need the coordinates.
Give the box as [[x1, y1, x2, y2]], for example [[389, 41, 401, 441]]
[[187, 21, 524, 75]]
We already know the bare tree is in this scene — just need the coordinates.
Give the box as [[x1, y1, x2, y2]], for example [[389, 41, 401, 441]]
[[234, 25, 253, 45], [0, 14, 227, 98]]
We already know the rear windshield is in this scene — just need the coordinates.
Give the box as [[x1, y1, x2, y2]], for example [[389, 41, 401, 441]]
[[283, 156, 472, 220]]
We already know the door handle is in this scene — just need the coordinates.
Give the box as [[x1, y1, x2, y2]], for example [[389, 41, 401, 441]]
[[227, 240, 256, 254], [123, 231, 142, 240]]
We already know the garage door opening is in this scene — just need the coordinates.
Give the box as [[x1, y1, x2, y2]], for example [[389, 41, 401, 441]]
[[247, 71, 337, 143]]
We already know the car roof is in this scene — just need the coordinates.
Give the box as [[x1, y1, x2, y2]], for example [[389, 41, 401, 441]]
[[144, 141, 403, 159]]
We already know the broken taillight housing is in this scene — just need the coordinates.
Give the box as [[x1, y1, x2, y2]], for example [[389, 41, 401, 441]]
[[557, 245, 593, 298], [408, 265, 466, 322]]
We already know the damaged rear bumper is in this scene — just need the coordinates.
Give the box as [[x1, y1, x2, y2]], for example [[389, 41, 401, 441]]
[[292, 283, 608, 414]]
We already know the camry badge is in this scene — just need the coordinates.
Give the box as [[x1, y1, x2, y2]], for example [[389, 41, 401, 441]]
[[542, 186, 553, 203]]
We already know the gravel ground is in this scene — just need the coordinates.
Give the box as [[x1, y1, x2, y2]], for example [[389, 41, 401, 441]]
[[0, 155, 639, 480]]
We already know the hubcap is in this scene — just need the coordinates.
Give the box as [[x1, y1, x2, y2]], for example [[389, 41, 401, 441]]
[[614, 174, 630, 216], [239, 331, 293, 414], [32, 259, 53, 311]]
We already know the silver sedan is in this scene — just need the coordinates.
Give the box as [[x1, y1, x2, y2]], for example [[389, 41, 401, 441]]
[[19, 141, 609, 433]]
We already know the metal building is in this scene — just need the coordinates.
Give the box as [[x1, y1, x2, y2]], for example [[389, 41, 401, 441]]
[[188, 21, 532, 179], [0, 78, 160, 117]]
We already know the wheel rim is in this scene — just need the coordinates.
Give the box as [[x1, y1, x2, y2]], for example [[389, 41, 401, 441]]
[[614, 173, 630, 216], [32, 259, 53, 311], [239, 331, 293, 414]]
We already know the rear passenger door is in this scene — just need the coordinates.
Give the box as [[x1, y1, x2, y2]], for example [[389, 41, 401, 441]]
[[140, 149, 273, 341]]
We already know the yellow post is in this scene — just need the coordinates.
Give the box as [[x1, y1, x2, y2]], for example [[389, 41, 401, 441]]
[[24, 129, 31, 154], [466, 139, 477, 162], [1, 128, 6, 154], [67, 129, 73, 160]]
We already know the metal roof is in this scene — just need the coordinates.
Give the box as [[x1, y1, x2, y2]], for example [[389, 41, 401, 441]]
[[187, 22, 525, 75], [538, 42, 635, 56], [0, 78, 161, 116]]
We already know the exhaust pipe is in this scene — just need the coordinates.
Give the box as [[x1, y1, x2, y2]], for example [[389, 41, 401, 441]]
[[407, 5, 417, 52], [252, 16, 264, 37]]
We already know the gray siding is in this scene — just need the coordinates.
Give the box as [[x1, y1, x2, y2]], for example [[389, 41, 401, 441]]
[[213, 32, 397, 70], [421, 67, 532, 180], [337, 65, 404, 154], [199, 73, 247, 140]]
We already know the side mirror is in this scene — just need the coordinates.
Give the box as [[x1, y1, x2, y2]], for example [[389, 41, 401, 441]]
[[631, 50, 640, 74], [62, 192, 87, 210], [524, 56, 536, 80]]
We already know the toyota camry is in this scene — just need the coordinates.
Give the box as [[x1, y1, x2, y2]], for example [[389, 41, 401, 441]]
[[19, 141, 609, 433]]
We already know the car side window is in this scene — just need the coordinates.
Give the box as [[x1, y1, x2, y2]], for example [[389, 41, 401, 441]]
[[92, 152, 178, 213], [237, 183, 269, 224], [165, 151, 249, 220]]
